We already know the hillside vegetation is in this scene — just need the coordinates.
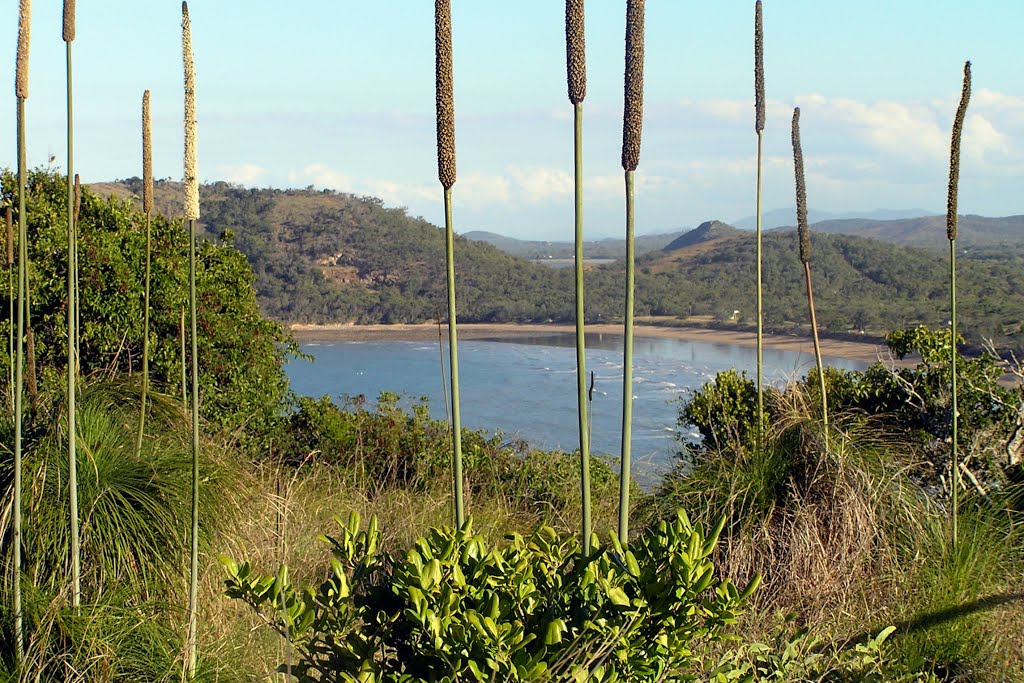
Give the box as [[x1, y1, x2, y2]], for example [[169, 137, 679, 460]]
[[94, 180, 1024, 352]]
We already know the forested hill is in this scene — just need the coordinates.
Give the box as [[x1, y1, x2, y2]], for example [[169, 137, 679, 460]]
[[772, 214, 1024, 257], [91, 180, 1024, 352]]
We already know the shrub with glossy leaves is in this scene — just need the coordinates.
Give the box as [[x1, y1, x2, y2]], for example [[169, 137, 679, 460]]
[[223, 511, 760, 682]]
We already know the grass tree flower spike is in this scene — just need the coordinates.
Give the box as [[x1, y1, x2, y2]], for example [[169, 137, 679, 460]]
[[946, 60, 971, 550], [435, 0, 464, 527], [791, 107, 829, 447], [63, 0, 81, 609], [13, 0, 31, 659], [182, 3, 201, 678], [136, 90, 154, 460], [565, 0, 592, 554], [753, 0, 765, 457], [618, 0, 644, 543]]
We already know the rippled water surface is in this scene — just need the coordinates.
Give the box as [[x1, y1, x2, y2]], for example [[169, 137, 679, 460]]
[[287, 333, 869, 480]]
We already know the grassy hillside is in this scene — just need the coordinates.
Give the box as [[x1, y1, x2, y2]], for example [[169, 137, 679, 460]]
[[92, 180, 1024, 352], [462, 228, 686, 260]]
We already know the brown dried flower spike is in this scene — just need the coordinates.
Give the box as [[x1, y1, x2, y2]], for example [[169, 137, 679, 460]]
[[182, 2, 199, 220], [566, 0, 586, 104], [435, 0, 456, 190], [63, 0, 75, 42], [754, 1, 765, 133], [74, 174, 81, 223], [16, 0, 31, 99], [143, 90, 153, 214], [792, 108, 810, 264], [946, 61, 971, 241], [621, 0, 645, 172]]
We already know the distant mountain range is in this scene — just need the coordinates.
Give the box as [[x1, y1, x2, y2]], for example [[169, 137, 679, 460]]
[[731, 208, 938, 231], [465, 213, 1024, 261]]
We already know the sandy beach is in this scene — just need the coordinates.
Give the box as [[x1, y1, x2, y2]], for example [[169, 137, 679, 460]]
[[290, 322, 903, 365]]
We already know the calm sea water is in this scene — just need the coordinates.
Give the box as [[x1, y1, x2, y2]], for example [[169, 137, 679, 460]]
[[286, 333, 869, 481]]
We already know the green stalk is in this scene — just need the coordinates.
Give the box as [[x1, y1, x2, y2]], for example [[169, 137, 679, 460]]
[[618, 0, 644, 543], [180, 304, 187, 406], [566, 0, 591, 554], [186, 217, 200, 679], [136, 90, 153, 459], [12, 0, 30, 658], [64, 0, 80, 607], [435, 0, 464, 527], [182, 3, 200, 676], [6, 209, 13, 405], [946, 61, 970, 550], [443, 189, 464, 527], [13, 95, 27, 664], [73, 174, 80, 370], [754, 0, 765, 456], [619, 170, 636, 541], [950, 240, 958, 546], [792, 107, 829, 447]]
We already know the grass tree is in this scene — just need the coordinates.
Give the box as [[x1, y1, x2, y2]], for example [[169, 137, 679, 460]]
[[135, 89, 153, 459], [181, 2, 201, 677], [565, 0, 592, 554], [753, 0, 765, 456], [618, 0, 645, 543], [12, 0, 31, 659], [791, 108, 829, 447], [946, 61, 971, 549], [434, 0, 465, 527], [63, 0, 81, 610]]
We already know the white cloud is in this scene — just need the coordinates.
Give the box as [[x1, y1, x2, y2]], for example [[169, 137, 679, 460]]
[[288, 163, 354, 192], [218, 163, 268, 185]]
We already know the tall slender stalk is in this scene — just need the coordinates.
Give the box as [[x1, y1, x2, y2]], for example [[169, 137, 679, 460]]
[[753, 0, 765, 457], [946, 61, 971, 550], [182, 3, 201, 677], [618, 0, 644, 544], [180, 304, 187, 406], [63, 0, 81, 610], [6, 209, 12, 402], [73, 173, 81, 369], [435, 0, 464, 527], [12, 0, 31, 659], [566, 0, 592, 554], [791, 108, 828, 447], [136, 90, 153, 459]]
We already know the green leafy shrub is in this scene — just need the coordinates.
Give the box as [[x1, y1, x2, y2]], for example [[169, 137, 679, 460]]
[[223, 511, 760, 682], [0, 168, 297, 443]]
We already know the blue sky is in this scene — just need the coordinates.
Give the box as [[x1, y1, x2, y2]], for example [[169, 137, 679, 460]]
[[3, 1, 1022, 239]]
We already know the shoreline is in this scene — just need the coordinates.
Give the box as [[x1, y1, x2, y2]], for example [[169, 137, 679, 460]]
[[290, 322, 902, 365]]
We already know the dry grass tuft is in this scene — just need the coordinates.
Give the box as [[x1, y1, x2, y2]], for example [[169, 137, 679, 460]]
[[434, 0, 456, 189], [620, 0, 644, 172], [565, 0, 586, 104]]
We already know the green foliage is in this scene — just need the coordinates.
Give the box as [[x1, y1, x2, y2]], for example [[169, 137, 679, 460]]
[[223, 511, 760, 682], [680, 369, 768, 453], [712, 619, 938, 682], [678, 327, 1021, 490], [0, 168, 297, 442], [0, 379, 226, 597], [276, 391, 617, 513]]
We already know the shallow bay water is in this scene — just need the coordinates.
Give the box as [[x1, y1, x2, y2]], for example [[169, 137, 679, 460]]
[[286, 333, 869, 482]]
